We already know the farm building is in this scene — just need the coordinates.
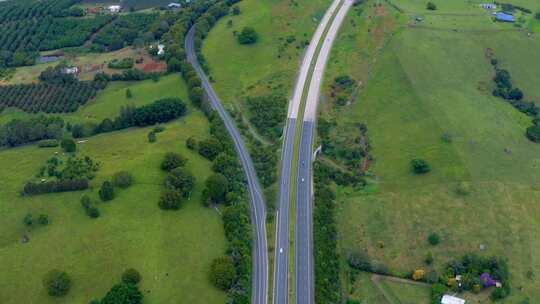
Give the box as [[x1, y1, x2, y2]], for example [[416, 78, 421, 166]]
[[480, 3, 497, 10], [494, 12, 515, 22], [441, 295, 466, 304], [108, 5, 121, 13]]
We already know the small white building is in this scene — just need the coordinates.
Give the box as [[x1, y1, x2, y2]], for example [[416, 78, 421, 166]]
[[157, 44, 165, 56], [63, 67, 79, 74], [108, 5, 121, 13], [480, 3, 497, 10], [441, 295, 466, 304]]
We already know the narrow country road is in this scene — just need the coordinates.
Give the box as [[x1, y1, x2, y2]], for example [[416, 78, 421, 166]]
[[273, 0, 343, 303], [185, 27, 268, 304]]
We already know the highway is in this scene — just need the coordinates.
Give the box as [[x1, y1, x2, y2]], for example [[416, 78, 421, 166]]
[[294, 1, 354, 304], [273, 0, 343, 303], [185, 27, 268, 304]]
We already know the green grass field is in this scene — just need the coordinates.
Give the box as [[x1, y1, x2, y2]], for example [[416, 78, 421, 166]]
[[322, 1, 540, 302], [202, 0, 332, 109], [0, 76, 228, 303]]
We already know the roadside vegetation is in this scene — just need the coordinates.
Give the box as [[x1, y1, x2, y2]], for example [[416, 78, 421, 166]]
[[321, 0, 540, 303]]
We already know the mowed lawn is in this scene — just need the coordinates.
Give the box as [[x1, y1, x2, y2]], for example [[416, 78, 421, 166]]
[[0, 77, 227, 303], [324, 1, 540, 302], [202, 0, 332, 107]]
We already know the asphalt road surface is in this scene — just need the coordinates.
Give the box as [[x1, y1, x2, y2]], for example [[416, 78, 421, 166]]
[[295, 1, 354, 304], [273, 0, 343, 303], [185, 27, 268, 304]]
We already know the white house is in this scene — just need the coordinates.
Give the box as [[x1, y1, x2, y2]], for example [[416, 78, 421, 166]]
[[480, 3, 497, 10], [157, 44, 165, 56], [63, 67, 79, 74], [441, 295, 466, 304], [108, 5, 121, 13]]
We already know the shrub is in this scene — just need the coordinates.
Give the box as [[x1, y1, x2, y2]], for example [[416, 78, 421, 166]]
[[426, 2, 437, 10], [210, 256, 236, 290], [347, 251, 371, 272], [61, 138, 76, 153], [126, 88, 133, 98], [24, 179, 89, 195], [440, 132, 452, 143], [87, 206, 100, 218], [455, 181, 472, 195], [238, 27, 258, 44], [99, 181, 115, 201], [43, 270, 71, 297], [412, 269, 425, 281], [122, 268, 141, 285], [158, 190, 182, 210], [23, 213, 33, 226], [491, 58, 498, 66], [161, 152, 187, 171], [186, 136, 198, 150], [424, 251, 434, 265], [425, 270, 439, 284], [38, 139, 59, 148], [38, 214, 49, 225], [536, 12, 540, 20], [428, 233, 440, 245], [148, 131, 156, 143], [112, 171, 134, 188], [411, 159, 431, 174]]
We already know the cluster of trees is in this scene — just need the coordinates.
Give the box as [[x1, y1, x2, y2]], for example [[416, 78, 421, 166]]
[[0, 65, 105, 113], [90, 269, 143, 304], [42, 269, 71, 297], [441, 254, 510, 300], [24, 179, 89, 195], [70, 98, 186, 138], [38, 155, 100, 181], [96, 69, 161, 82], [108, 58, 135, 69], [244, 94, 286, 141], [237, 27, 258, 44], [81, 194, 100, 218], [158, 152, 195, 210], [499, 3, 532, 14], [330, 75, 356, 106], [0, 115, 64, 147], [313, 160, 342, 303], [313, 160, 366, 187], [91, 14, 159, 52], [23, 213, 49, 227], [490, 58, 540, 143]]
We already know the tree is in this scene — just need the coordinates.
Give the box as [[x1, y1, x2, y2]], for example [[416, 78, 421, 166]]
[[122, 268, 141, 285], [158, 190, 182, 210], [198, 138, 223, 160], [164, 167, 195, 197], [426, 2, 437, 10], [412, 269, 426, 281], [411, 159, 431, 174], [160, 152, 187, 171], [101, 283, 143, 304], [148, 131, 156, 143], [428, 233, 440, 246], [38, 214, 49, 225], [112, 171, 134, 188], [43, 270, 71, 297], [209, 256, 236, 290], [126, 88, 133, 99], [526, 125, 540, 142], [99, 181, 115, 201], [61, 138, 76, 153], [231, 6, 241, 15], [238, 27, 259, 44], [205, 174, 228, 204]]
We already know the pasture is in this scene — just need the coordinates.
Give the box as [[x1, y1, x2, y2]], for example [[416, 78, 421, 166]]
[[322, 1, 540, 302], [0, 75, 227, 303]]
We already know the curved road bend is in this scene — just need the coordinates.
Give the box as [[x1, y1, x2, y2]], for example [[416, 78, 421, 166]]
[[185, 27, 268, 304], [273, 0, 343, 303], [295, 1, 354, 304]]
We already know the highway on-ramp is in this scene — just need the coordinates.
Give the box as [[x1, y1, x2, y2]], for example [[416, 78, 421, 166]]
[[185, 27, 268, 304]]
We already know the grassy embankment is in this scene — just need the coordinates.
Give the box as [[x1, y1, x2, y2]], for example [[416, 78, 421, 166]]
[[321, 0, 540, 302], [0, 74, 228, 304]]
